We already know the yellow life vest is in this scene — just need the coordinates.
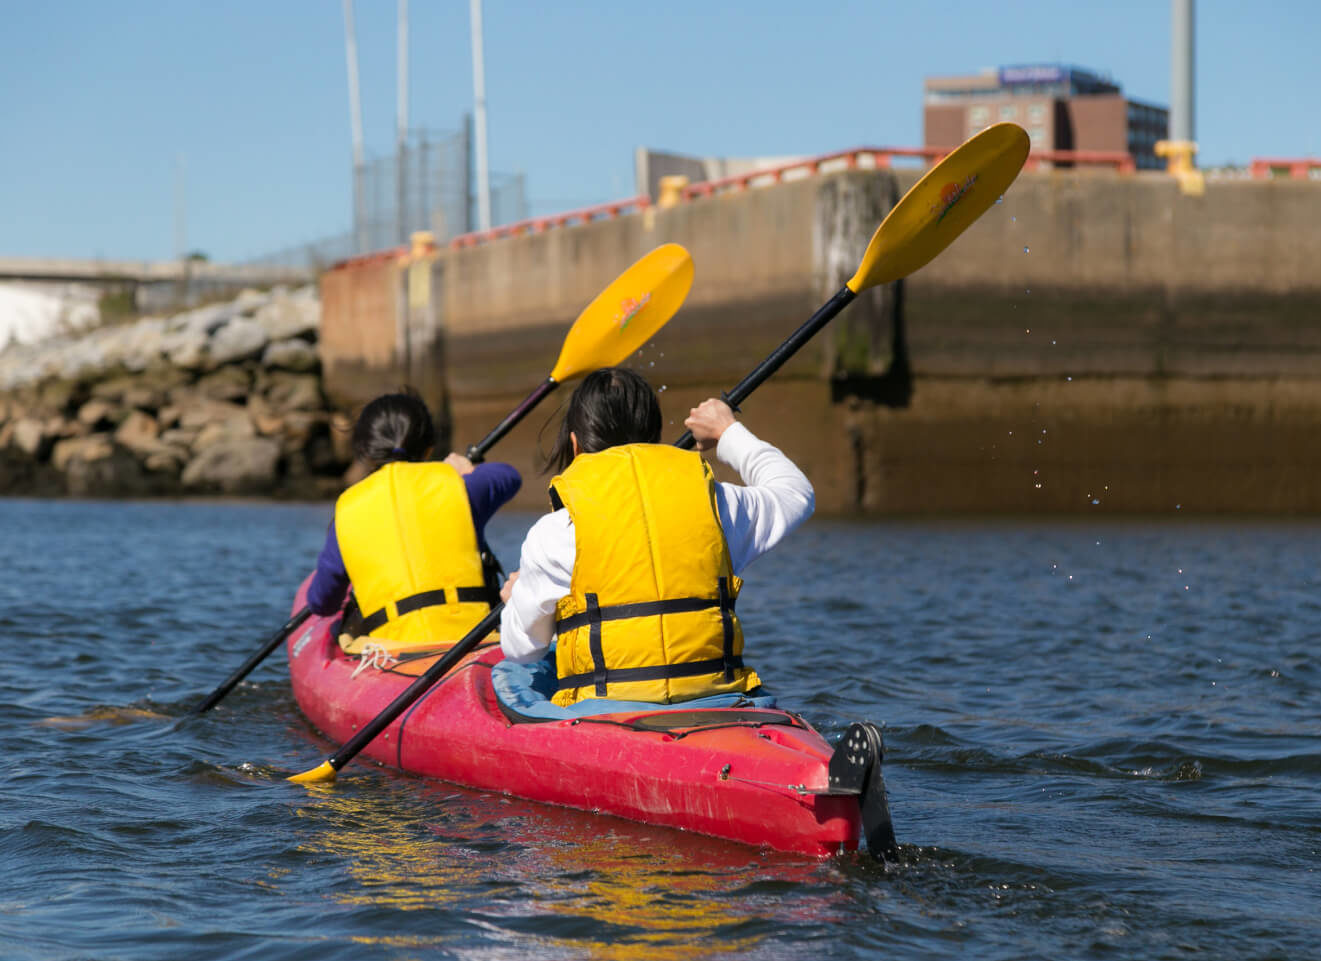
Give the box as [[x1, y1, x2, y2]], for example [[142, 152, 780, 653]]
[[335, 461, 493, 646], [548, 444, 761, 706]]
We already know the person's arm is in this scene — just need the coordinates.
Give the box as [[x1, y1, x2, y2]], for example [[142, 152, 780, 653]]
[[685, 398, 814, 575], [463, 461, 522, 532], [306, 520, 351, 615], [499, 511, 575, 663], [712, 421, 815, 573]]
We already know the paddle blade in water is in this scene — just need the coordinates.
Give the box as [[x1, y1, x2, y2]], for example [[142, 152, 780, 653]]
[[549, 243, 693, 382], [848, 122, 1030, 292], [288, 760, 338, 784]]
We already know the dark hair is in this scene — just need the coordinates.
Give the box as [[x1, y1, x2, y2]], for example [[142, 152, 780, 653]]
[[352, 389, 436, 469], [546, 367, 662, 473]]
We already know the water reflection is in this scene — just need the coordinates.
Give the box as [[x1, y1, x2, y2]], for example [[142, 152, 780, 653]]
[[294, 776, 849, 958]]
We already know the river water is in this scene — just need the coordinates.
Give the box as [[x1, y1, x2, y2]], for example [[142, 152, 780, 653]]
[[1, 498, 1317, 960]]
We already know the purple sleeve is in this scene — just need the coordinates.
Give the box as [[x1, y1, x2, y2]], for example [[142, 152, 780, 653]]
[[306, 519, 351, 615], [464, 462, 522, 537]]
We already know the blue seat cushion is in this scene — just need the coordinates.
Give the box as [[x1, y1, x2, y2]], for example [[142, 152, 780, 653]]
[[491, 652, 777, 720]]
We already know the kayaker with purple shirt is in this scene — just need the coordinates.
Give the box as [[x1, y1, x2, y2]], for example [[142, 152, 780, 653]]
[[307, 390, 521, 648]]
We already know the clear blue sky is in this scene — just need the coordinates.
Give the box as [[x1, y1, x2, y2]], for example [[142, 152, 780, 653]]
[[1, 1, 1316, 263]]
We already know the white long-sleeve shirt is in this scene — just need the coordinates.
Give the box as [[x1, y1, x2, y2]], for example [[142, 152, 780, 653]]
[[499, 421, 814, 664]]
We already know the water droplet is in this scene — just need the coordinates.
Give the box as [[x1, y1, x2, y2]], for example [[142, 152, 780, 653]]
[[1066, 376, 1073, 381], [1051, 339, 1056, 345], [657, 385, 667, 393], [1025, 328, 1031, 334], [1023, 246, 1030, 254], [1042, 429, 1047, 434], [1176, 504, 1182, 510], [1008, 430, 1013, 436], [1011, 216, 1017, 223], [1025, 288, 1031, 294], [1034, 482, 1042, 489], [648, 361, 654, 367], [995, 194, 1004, 204], [1091, 498, 1100, 505], [1068, 574, 1074, 580]]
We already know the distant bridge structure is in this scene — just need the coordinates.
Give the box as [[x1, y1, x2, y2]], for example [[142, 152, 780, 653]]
[[0, 257, 314, 314]]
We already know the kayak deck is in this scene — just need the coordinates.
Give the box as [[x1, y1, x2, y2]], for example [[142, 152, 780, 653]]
[[285, 586, 888, 857]]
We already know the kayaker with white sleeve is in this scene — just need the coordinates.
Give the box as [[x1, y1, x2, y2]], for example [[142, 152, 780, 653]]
[[499, 366, 813, 706]]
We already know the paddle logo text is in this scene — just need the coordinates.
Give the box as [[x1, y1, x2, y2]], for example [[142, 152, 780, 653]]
[[614, 292, 651, 330], [931, 173, 978, 224]]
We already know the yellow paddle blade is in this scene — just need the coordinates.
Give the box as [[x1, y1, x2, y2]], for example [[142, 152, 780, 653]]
[[288, 760, 338, 784], [548, 243, 694, 382], [847, 122, 1030, 292]]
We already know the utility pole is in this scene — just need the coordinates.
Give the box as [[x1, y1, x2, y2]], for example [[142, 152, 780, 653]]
[[469, 0, 492, 232], [397, 0, 409, 244], [1171, 0, 1194, 143], [343, 0, 367, 253], [173, 153, 187, 262]]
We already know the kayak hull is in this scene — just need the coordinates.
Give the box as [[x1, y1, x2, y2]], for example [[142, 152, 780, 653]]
[[285, 583, 862, 857]]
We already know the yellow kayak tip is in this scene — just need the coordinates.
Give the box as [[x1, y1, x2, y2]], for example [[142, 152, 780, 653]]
[[288, 760, 338, 784]]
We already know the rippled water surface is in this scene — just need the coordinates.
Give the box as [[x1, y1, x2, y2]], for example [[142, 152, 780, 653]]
[[2, 499, 1318, 960]]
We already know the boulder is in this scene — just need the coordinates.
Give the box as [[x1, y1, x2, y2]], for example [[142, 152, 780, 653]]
[[262, 338, 319, 372], [206, 316, 268, 368], [259, 371, 323, 412], [195, 365, 253, 403], [161, 325, 209, 370], [52, 434, 114, 472], [114, 410, 161, 454], [64, 444, 151, 497], [329, 413, 355, 463], [181, 437, 282, 493], [159, 427, 199, 449], [255, 289, 319, 341], [176, 399, 246, 431], [48, 415, 86, 440], [193, 414, 257, 451], [12, 417, 51, 458], [76, 399, 117, 429]]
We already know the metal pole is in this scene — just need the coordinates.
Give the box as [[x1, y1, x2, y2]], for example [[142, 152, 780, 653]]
[[1170, 0, 1194, 143], [173, 153, 186, 261], [343, 0, 367, 253], [469, 0, 492, 232], [397, 0, 409, 243]]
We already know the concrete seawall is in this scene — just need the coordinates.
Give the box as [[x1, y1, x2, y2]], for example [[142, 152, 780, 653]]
[[319, 169, 1321, 514]]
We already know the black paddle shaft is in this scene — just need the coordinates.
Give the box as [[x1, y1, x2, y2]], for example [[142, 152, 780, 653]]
[[673, 284, 857, 449], [466, 378, 558, 463], [194, 607, 313, 714], [322, 604, 504, 773]]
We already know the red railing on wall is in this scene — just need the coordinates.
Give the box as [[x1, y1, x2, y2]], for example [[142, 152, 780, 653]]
[[1249, 158, 1321, 180], [333, 144, 1144, 263]]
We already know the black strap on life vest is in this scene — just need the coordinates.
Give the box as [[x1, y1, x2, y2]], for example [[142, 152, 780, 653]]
[[555, 577, 740, 697], [359, 586, 491, 635]]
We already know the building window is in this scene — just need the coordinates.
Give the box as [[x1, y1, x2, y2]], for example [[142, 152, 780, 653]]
[[999, 104, 1018, 121], [970, 105, 990, 125], [1029, 126, 1047, 147], [1028, 103, 1046, 122]]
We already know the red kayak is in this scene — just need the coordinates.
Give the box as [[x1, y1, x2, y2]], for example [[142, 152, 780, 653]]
[[285, 578, 895, 858]]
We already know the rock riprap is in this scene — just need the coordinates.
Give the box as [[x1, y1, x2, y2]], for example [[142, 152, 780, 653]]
[[0, 285, 350, 497]]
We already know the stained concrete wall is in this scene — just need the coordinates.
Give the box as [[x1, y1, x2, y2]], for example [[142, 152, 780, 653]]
[[319, 168, 1321, 514]]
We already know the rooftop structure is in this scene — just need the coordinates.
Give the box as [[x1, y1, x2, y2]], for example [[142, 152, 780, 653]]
[[924, 64, 1169, 170]]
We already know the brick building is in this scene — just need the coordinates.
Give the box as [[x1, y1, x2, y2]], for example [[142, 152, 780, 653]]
[[924, 64, 1168, 169]]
